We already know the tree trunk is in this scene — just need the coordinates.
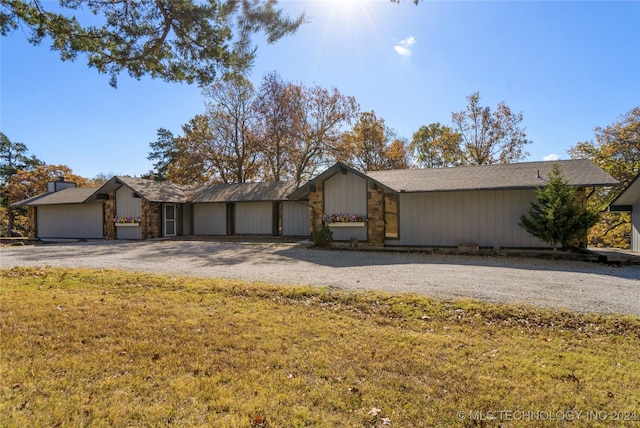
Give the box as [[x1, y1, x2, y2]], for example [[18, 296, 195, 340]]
[[7, 206, 14, 237]]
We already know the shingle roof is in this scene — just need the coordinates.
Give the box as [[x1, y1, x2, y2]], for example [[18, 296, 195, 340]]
[[113, 176, 194, 203], [193, 181, 299, 203], [11, 187, 99, 206], [365, 159, 619, 192]]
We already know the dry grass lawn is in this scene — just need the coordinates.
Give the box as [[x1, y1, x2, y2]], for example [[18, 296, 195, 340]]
[[1, 267, 639, 427]]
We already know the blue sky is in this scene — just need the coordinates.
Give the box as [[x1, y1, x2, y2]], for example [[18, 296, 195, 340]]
[[1, 0, 639, 179]]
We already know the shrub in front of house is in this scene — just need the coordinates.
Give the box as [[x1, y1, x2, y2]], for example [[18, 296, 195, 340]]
[[312, 225, 333, 248]]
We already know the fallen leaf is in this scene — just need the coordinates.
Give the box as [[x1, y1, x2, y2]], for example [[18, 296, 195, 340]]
[[368, 407, 382, 416]]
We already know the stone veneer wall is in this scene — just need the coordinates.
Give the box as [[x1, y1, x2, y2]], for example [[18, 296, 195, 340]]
[[104, 195, 158, 240], [142, 200, 160, 239], [28, 206, 37, 239], [308, 179, 386, 246], [308, 182, 324, 237], [366, 182, 385, 246], [104, 196, 116, 239]]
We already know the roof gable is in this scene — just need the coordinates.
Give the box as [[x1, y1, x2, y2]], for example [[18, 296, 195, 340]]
[[87, 176, 195, 203], [288, 162, 391, 199], [609, 172, 640, 209]]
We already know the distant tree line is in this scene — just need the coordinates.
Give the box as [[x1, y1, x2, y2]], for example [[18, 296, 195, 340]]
[[3, 100, 638, 248], [147, 72, 409, 186], [147, 78, 538, 187]]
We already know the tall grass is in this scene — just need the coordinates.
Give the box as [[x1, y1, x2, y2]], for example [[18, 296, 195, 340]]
[[1, 267, 639, 427]]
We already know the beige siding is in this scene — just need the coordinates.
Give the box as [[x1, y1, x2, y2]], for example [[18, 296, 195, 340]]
[[633, 200, 640, 252], [390, 189, 547, 248], [115, 186, 142, 239], [236, 202, 272, 234], [193, 203, 226, 235], [324, 172, 368, 241], [181, 204, 192, 235], [37, 203, 103, 239], [324, 172, 367, 217], [283, 201, 309, 236]]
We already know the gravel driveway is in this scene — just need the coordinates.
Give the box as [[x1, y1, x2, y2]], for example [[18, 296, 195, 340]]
[[1, 239, 639, 316]]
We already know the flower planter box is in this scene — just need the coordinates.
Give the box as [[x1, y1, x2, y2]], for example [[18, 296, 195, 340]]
[[328, 222, 365, 228], [115, 223, 140, 227]]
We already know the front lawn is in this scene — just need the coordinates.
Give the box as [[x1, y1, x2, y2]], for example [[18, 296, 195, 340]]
[[1, 267, 639, 426]]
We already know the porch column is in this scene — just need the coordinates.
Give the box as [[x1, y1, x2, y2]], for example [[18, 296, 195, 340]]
[[141, 200, 160, 239], [104, 195, 116, 240], [367, 182, 385, 246], [308, 182, 324, 237]]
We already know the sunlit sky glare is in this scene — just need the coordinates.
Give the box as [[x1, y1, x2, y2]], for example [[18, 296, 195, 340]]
[[1, 0, 639, 179]]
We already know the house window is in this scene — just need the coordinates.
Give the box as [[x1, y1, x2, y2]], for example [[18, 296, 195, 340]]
[[384, 193, 399, 239]]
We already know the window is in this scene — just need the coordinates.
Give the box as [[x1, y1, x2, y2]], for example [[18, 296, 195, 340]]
[[384, 193, 399, 239]]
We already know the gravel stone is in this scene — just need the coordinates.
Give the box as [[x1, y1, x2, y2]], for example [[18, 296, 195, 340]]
[[1, 240, 639, 316]]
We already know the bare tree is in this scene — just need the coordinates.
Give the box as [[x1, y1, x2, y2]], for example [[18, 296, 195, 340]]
[[204, 76, 260, 183], [253, 72, 300, 181], [451, 92, 531, 165], [292, 85, 359, 184]]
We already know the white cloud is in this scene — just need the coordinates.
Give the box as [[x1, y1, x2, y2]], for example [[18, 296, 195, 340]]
[[542, 153, 560, 161], [394, 36, 416, 56]]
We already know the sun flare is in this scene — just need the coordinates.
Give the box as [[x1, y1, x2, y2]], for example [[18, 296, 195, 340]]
[[325, 0, 369, 17]]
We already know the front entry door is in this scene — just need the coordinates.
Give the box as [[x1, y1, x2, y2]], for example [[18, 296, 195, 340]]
[[164, 204, 177, 237]]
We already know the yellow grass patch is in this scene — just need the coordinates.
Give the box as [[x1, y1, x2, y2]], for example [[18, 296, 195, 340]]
[[1, 267, 639, 427]]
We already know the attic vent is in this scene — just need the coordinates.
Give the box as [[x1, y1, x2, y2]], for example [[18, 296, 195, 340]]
[[536, 170, 547, 182]]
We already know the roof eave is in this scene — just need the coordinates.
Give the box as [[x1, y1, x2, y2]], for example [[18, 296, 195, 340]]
[[395, 181, 620, 194], [609, 172, 640, 207]]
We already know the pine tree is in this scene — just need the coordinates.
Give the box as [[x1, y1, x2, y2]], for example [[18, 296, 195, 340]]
[[519, 164, 600, 252]]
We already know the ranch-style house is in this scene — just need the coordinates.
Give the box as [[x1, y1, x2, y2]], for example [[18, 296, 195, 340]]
[[13, 159, 619, 249]]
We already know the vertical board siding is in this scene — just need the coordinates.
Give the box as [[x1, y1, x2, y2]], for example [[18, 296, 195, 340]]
[[324, 173, 367, 216], [324, 172, 368, 241], [235, 202, 272, 234], [193, 203, 227, 235], [391, 189, 547, 248], [115, 186, 142, 239], [633, 200, 640, 252], [181, 204, 192, 235], [37, 204, 103, 239], [283, 201, 309, 236]]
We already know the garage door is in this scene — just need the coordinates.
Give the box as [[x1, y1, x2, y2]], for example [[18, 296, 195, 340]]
[[37, 203, 104, 239]]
